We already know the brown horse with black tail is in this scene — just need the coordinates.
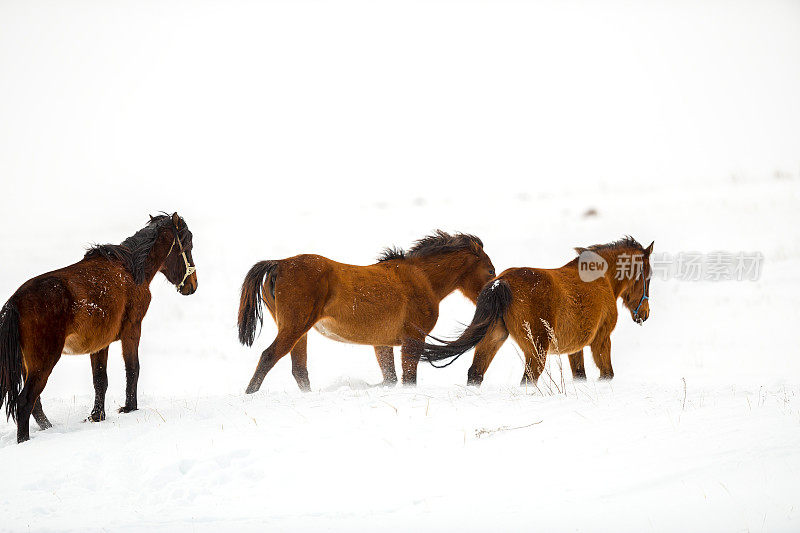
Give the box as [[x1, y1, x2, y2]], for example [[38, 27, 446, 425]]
[[413, 237, 653, 386], [238, 231, 495, 392], [0, 213, 198, 443]]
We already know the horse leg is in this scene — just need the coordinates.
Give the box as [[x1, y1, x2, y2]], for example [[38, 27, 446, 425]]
[[22, 365, 52, 430], [521, 349, 547, 386], [31, 398, 52, 430], [88, 347, 109, 421], [246, 326, 309, 393], [119, 324, 141, 413], [400, 335, 425, 386], [467, 323, 509, 387], [374, 346, 397, 386], [17, 353, 60, 443], [289, 334, 311, 392], [505, 318, 550, 386], [568, 349, 586, 380], [590, 335, 614, 380]]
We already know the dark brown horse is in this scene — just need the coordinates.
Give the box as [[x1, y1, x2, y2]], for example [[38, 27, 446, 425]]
[[414, 237, 653, 386], [238, 231, 495, 392], [0, 213, 198, 443]]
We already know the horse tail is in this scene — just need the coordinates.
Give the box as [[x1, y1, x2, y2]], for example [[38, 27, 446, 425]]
[[238, 260, 279, 347], [416, 279, 513, 366], [0, 298, 23, 422]]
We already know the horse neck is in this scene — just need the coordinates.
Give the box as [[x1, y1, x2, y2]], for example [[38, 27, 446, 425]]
[[596, 247, 638, 298], [142, 237, 173, 285], [410, 252, 473, 301]]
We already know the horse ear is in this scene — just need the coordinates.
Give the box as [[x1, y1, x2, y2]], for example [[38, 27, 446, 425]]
[[646, 241, 654, 254], [172, 212, 180, 226]]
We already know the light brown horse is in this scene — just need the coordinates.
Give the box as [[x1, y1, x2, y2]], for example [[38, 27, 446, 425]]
[[414, 237, 653, 385], [0, 213, 198, 443], [238, 231, 495, 392]]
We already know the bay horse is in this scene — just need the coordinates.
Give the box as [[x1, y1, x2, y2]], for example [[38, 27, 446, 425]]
[[413, 237, 653, 386], [0, 213, 198, 443], [238, 231, 495, 392]]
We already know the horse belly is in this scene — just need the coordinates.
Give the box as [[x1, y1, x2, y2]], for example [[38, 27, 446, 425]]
[[313, 319, 357, 344], [62, 334, 82, 355], [63, 300, 121, 355], [546, 323, 597, 355], [62, 332, 113, 356], [547, 336, 589, 355], [313, 318, 395, 346]]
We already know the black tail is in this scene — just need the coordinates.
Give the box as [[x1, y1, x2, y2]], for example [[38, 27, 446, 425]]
[[0, 299, 23, 422], [415, 279, 513, 367], [238, 260, 278, 347]]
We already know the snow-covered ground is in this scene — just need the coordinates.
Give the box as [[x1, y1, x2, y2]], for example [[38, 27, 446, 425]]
[[2, 1, 800, 531]]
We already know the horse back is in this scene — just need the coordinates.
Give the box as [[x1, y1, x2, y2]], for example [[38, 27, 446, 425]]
[[327, 258, 438, 336], [272, 254, 437, 345], [14, 257, 141, 356]]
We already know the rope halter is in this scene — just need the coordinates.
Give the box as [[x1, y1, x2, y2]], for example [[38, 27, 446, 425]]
[[167, 222, 196, 291], [632, 264, 649, 323]]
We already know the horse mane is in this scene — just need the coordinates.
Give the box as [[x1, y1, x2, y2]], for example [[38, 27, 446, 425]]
[[377, 246, 406, 262], [575, 235, 643, 255], [84, 214, 185, 284], [378, 230, 483, 263]]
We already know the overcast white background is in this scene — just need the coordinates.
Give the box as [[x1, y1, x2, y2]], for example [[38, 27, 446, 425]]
[[1, 1, 799, 531]]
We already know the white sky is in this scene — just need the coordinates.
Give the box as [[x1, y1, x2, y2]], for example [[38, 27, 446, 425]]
[[1, 0, 798, 214]]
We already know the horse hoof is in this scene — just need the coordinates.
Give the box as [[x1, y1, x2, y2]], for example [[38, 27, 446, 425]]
[[87, 411, 106, 422], [118, 406, 137, 414]]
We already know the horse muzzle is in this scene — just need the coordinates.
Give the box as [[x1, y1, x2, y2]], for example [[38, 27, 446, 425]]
[[178, 274, 198, 295]]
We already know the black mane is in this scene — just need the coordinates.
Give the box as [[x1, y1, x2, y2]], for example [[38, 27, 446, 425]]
[[377, 246, 406, 262], [378, 230, 483, 263], [575, 235, 643, 255], [84, 214, 185, 284]]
